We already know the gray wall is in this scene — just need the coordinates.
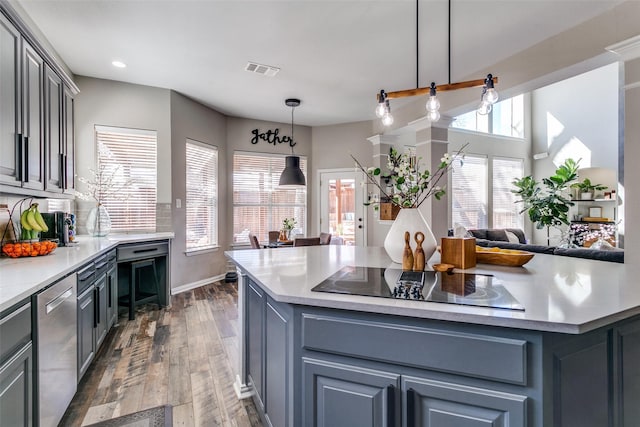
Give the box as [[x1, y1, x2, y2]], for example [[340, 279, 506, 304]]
[[169, 91, 227, 289], [73, 76, 172, 233]]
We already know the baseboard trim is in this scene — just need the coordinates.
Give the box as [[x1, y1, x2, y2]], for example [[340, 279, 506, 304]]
[[171, 274, 226, 295], [234, 375, 254, 400]]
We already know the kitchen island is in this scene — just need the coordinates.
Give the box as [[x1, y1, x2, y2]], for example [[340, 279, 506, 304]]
[[226, 245, 640, 427]]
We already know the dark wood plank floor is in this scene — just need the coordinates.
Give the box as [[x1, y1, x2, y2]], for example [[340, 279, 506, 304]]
[[60, 281, 263, 426]]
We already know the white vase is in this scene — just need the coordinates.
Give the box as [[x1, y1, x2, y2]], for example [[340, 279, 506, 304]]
[[383, 208, 437, 265]]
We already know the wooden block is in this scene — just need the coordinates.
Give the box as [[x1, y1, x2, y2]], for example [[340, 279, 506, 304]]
[[380, 203, 400, 220], [440, 237, 476, 269]]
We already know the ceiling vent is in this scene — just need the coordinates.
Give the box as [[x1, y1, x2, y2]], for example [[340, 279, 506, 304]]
[[245, 61, 280, 77]]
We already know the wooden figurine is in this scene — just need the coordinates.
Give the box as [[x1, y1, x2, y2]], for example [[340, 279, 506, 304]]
[[413, 231, 425, 271], [402, 231, 414, 271]]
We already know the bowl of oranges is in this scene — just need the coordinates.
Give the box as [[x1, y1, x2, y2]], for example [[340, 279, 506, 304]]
[[1, 240, 58, 258]]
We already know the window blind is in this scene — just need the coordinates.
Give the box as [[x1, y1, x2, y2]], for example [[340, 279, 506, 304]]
[[186, 140, 218, 251], [451, 154, 488, 229], [232, 152, 307, 244], [493, 157, 524, 229], [95, 126, 157, 232]]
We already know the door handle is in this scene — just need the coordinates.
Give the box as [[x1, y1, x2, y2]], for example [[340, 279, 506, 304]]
[[46, 287, 73, 314], [93, 287, 98, 327], [15, 134, 22, 181], [406, 388, 416, 426], [358, 225, 363, 229], [386, 385, 395, 426], [59, 153, 64, 188], [23, 136, 29, 182]]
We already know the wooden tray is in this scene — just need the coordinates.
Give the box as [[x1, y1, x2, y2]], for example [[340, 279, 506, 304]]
[[475, 248, 534, 267]]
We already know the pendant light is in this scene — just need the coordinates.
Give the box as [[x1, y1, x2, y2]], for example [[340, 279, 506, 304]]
[[279, 98, 306, 187]]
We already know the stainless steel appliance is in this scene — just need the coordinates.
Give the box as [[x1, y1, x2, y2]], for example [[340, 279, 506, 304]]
[[40, 211, 72, 246], [36, 274, 77, 427], [312, 266, 524, 311]]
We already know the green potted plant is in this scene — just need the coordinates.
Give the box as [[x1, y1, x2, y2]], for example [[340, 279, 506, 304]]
[[570, 178, 607, 200], [512, 158, 580, 245]]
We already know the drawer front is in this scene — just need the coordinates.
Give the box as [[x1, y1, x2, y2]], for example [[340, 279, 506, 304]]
[[94, 254, 108, 273], [0, 302, 32, 364], [117, 241, 168, 262], [302, 314, 527, 385], [77, 262, 95, 293]]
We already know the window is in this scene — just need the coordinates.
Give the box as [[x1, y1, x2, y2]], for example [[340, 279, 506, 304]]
[[451, 94, 524, 138], [493, 157, 524, 229], [451, 155, 524, 230], [451, 155, 488, 229], [95, 126, 157, 232], [186, 140, 218, 251], [232, 152, 307, 245]]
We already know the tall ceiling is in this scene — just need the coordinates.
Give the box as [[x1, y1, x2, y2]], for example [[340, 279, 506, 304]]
[[17, 0, 623, 126]]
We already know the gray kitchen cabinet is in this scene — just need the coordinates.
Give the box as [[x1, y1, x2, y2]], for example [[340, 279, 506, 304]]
[[0, 12, 21, 188], [404, 376, 527, 427], [62, 85, 74, 193], [0, 301, 33, 427], [94, 274, 108, 350], [244, 278, 293, 427], [21, 42, 45, 191], [43, 63, 62, 193], [303, 358, 400, 427], [77, 282, 95, 379]]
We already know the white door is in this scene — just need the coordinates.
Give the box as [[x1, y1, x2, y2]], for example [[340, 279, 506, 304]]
[[319, 170, 366, 246]]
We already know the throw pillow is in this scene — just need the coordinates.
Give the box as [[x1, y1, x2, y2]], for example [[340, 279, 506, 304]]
[[505, 231, 520, 244]]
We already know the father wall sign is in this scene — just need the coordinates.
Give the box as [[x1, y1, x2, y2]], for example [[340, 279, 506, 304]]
[[251, 128, 295, 148]]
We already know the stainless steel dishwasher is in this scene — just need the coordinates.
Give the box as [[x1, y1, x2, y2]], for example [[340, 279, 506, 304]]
[[36, 273, 77, 427]]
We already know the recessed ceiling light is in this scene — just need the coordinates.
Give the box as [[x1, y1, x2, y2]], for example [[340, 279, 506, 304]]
[[112, 60, 126, 68]]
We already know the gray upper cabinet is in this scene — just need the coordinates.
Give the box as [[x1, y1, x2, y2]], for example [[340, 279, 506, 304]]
[[44, 64, 62, 193], [22, 43, 44, 191], [0, 13, 22, 187], [0, 6, 77, 197]]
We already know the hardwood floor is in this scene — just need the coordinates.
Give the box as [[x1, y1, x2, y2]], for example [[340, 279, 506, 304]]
[[60, 281, 263, 427]]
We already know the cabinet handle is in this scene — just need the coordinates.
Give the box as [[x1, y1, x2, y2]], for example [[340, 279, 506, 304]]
[[108, 274, 112, 308], [386, 385, 395, 426], [59, 153, 64, 188], [63, 153, 68, 189], [23, 136, 29, 182], [16, 134, 22, 181], [94, 287, 99, 328], [406, 388, 415, 426], [133, 248, 159, 254]]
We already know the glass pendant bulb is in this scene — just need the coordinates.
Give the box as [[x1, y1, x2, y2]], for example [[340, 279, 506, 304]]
[[477, 101, 492, 115], [482, 88, 499, 104], [427, 110, 440, 122], [375, 102, 386, 118], [381, 111, 394, 126], [426, 96, 440, 113]]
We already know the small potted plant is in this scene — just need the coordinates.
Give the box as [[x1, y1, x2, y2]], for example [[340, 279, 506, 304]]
[[570, 178, 607, 200], [280, 217, 297, 241]]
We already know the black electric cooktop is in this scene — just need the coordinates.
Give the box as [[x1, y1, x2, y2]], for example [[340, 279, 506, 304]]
[[312, 266, 524, 311]]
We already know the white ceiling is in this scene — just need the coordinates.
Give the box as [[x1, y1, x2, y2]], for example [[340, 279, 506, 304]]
[[18, 0, 623, 126]]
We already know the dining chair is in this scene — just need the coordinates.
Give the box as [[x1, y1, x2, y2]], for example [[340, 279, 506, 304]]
[[319, 232, 332, 245], [249, 233, 262, 249], [293, 237, 321, 247], [268, 231, 280, 243]]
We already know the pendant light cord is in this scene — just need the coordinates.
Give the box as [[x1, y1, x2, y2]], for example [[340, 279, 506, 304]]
[[416, 0, 419, 89], [448, 0, 451, 85], [290, 105, 295, 155]]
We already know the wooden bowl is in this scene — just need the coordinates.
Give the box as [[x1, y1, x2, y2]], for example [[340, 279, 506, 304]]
[[475, 247, 534, 267], [432, 263, 455, 273]]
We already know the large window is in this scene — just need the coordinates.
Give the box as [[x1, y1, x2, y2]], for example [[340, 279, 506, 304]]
[[451, 94, 524, 138], [493, 157, 524, 229], [451, 154, 524, 230], [451, 155, 488, 229], [95, 126, 157, 232], [233, 152, 307, 245], [186, 139, 218, 252]]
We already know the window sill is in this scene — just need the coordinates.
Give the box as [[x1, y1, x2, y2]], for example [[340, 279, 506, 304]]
[[184, 246, 220, 256]]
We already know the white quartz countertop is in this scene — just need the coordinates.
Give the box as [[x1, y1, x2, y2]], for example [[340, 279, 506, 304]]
[[226, 245, 639, 334], [0, 232, 174, 312]]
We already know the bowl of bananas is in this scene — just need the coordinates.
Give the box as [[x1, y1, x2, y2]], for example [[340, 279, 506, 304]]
[[1, 202, 57, 258]]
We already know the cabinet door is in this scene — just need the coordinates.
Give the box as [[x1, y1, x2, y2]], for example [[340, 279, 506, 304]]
[[0, 13, 21, 187], [62, 85, 74, 193], [246, 281, 265, 407], [95, 274, 108, 350], [107, 264, 118, 329], [77, 285, 95, 380], [44, 64, 62, 192], [303, 357, 400, 427], [403, 376, 527, 427], [0, 343, 33, 427], [21, 43, 45, 191], [264, 301, 290, 427]]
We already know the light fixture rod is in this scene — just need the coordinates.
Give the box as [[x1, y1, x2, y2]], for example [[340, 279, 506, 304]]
[[448, 0, 451, 85], [382, 76, 498, 100], [416, 0, 419, 89]]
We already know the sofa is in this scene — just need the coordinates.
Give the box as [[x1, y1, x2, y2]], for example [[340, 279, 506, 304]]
[[465, 228, 624, 263]]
